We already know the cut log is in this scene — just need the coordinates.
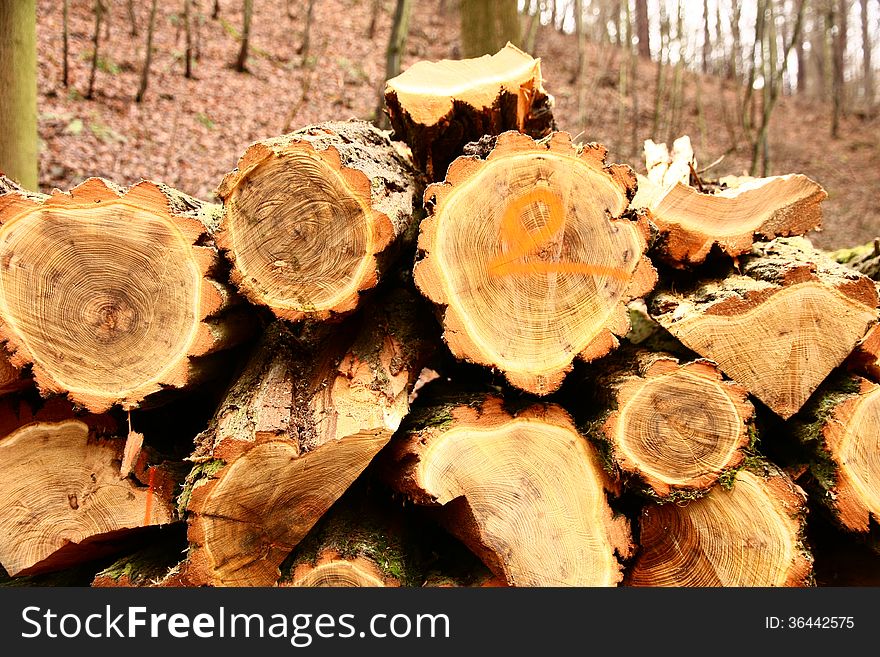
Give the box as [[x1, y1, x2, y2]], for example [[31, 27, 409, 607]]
[[414, 131, 656, 395], [590, 352, 754, 500], [628, 464, 813, 586], [643, 135, 694, 189], [181, 288, 434, 586], [0, 418, 175, 577], [650, 237, 879, 418], [216, 120, 419, 322], [0, 178, 239, 412], [634, 174, 826, 266], [384, 43, 555, 178], [793, 374, 880, 532], [385, 395, 633, 586]]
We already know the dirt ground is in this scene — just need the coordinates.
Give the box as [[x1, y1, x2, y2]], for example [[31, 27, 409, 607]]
[[35, 0, 880, 249]]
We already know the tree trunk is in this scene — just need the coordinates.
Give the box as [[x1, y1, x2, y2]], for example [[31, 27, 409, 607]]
[[860, 0, 874, 114], [299, 0, 315, 64], [414, 132, 656, 395], [234, 0, 253, 72], [87, 1, 105, 99], [635, 0, 650, 57], [216, 121, 419, 322], [367, 0, 382, 38], [62, 0, 70, 87], [702, 0, 711, 73], [650, 237, 879, 419], [831, 0, 848, 136], [212, 0, 220, 20], [135, 0, 159, 102], [184, 0, 193, 78], [374, 0, 412, 128], [628, 464, 813, 586], [460, 0, 520, 58], [178, 290, 435, 586], [587, 351, 755, 500], [0, 1, 37, 191], [0, 178, 244, 412], [635, 172, 826, 266], [383, 395, 634, 586], [384, 43, 555, 178], [126, 0, 137, 36]]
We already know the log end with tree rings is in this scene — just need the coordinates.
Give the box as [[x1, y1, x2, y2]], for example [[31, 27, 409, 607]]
[[0, 178, 228, 412], [415, 131, 656, 395]]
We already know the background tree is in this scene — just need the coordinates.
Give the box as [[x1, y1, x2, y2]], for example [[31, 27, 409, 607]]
[[460, 0, 520, 58], [135, 0, 159, 102], [234, 0, 253, 72], [635, 0, 650, 58], [860, 0, 873, 115], [86, 0, 106, 100], [0, 0, 37, 190], [374, 0, 412, 128]]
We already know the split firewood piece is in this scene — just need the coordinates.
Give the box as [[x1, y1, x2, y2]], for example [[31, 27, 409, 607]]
[[415, 131, 656, 395], [650, 237, 879, 418], [644, 135, 694, 189], [635, 173, 826, 266], [384, 43, 555, 178], [216, 120, 419, 322], [628, 464, 813, 587], [181, 289, 434, 586], [0, 178, 239, 412], [0, 418, 174, 577], [385, 395, 633, 587], [793, 374, 880, 533], [591, 352, 754, 500]]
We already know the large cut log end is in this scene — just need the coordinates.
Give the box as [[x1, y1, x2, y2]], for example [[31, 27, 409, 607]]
[[629, 464, 813, 586], [596, 354, 754, 499], [216, 121, 419, 322], [386, 396, 633, 586], [794, 375, 880, 533], [0, 178, 231, 412], [415, 131, 656, 395]]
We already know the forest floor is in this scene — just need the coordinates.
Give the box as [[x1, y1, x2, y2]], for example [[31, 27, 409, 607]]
[[36, 0, 879, 249]]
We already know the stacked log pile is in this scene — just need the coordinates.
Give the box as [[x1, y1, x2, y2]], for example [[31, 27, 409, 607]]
[[1, 44, 878, 588]]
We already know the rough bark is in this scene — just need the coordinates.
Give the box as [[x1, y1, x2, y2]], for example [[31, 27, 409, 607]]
[[415, 131, 656, 395], [650, 237, 879, 418], [179, 288, 435, 586]]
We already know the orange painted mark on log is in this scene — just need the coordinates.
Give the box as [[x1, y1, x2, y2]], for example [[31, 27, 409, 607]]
[[487, 187, 630, 281], [143, 466, 156, 526]]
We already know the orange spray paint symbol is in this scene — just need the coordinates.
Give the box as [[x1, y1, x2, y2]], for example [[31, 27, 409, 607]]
[[487, 188, 629, 281]]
